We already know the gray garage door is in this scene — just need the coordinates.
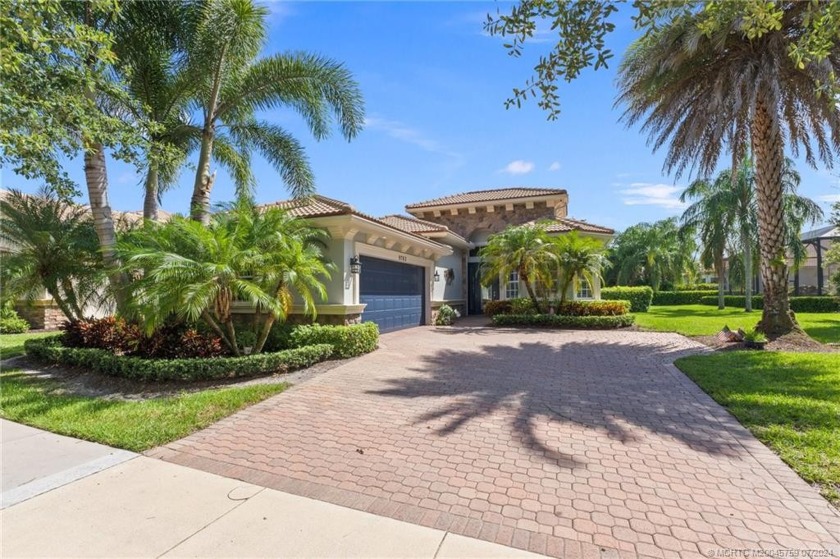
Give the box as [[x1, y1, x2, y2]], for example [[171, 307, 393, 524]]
[[359, 256, 424, 333]]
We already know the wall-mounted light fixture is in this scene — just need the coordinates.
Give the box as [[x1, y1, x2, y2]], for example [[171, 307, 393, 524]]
[[349, 256, 361, 275], [434, 270, 441, 282]]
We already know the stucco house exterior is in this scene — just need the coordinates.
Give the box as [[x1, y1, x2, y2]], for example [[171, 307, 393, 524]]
[[268, 187, 614, 333]]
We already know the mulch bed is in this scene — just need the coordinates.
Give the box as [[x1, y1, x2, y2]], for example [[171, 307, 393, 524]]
[[691, 332, 838, 353]]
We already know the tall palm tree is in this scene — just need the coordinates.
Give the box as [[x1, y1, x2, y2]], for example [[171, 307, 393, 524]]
[[617, 5, 840, 337], [479, 224, 556, 313], [186, 0, 365, 223], [118, 199, 332, 355], [612, 218, 693, 291], [680, 180, 730, 309], [550, 232, 608, 303], [0, 190, 106, 321]]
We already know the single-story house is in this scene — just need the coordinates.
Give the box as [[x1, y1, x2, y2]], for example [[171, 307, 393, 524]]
[[265, 187, 615, 333]]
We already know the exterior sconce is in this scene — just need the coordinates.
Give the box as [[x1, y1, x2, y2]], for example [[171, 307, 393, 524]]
[[434, 270, 441, 282], [349, 256, 361, 275]]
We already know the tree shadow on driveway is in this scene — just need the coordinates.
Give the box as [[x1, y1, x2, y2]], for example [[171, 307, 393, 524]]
[[369, 335, 748, 470]]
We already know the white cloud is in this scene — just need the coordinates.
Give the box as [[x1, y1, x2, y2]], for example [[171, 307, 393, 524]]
[[261, 0, 294, 23], [364, 117, 461, 160], [619, 182, 686, 210], [548, 161, 561, 172], [818, 193, 840, 203], [500, 160, 535, 175]]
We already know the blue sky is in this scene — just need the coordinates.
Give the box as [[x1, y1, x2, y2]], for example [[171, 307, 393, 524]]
[[3, 1, 839, 231]]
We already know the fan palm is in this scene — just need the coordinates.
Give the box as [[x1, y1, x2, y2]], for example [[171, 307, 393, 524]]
[[617, 4, 840, 336], [479, 224, 556, 313], [118, 199, 332, 355], [0, 189, 106, 321], [186, 0, 365, 223], [550, 232, 608, 303]]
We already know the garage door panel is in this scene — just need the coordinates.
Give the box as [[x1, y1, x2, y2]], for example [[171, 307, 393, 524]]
[[359, 256, 424, 333]]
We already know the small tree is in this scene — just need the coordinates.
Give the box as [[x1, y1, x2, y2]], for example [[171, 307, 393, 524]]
[[118, 200, 331, 355], [0, 189, 106, 321], [551, 232, 607, 303], [479, 224, 556, 313]]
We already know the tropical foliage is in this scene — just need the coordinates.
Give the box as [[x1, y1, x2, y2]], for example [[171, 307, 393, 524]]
[[0, 189, 106, 321], [117, 200, 333, 355], [605, 218, 695, 292], [550, 232, 608, 303]]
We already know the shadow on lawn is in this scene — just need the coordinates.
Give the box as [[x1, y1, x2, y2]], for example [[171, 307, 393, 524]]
[[370, 331, 748, 469]]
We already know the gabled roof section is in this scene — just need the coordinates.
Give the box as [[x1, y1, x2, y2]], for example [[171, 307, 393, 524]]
[[801, 224, 840, 241], [379, 214, 448, 234], [529, 217, 615, 235], [405, 187, 567, 210]]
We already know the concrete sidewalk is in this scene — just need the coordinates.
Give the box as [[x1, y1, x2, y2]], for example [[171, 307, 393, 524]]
[[1, 422, 543, 558]]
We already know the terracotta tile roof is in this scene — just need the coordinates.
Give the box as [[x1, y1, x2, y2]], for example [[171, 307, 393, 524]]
[[379, 214, 448, 233], [532, 218, 615, 235], [406, 187, 567, 209]]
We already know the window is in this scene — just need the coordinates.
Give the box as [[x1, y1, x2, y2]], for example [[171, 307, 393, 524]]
[[506, 271, 519, 299], [576, 280, 592, 299]]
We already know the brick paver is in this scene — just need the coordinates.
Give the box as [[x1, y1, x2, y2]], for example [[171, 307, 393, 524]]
[[149, 326, 840, 558]]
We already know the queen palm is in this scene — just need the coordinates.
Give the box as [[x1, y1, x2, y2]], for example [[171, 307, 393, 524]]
[[479, 224, 556, 313], [617, 5, 840, 337], [187, 0, 365, 223]]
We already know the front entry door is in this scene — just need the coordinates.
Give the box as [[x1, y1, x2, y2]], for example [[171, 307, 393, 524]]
[[468, 263, 498, 315]]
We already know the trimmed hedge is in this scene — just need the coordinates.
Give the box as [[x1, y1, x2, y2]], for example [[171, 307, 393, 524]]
[[601, 286, 653, 312], [24, 336, 333, 382], [289, 322, 379, 359], [492, 314, 635, 329], [553, 300, 630, 316], [674, 284, 718, 291], [651, 290, 710, 306], [483, 300, 512, 317], [699, 295, 840, 313]]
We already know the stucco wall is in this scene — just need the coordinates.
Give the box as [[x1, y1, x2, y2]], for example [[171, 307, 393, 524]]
[[414, 201, 560, 239], [433, 250, 465, 303]]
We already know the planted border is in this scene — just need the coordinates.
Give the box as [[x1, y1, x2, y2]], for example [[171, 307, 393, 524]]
[[492, 314, 635, 329], [24, 336, 333, 382], [289, 322, 379, 359], [699, 295, 840, 313], [600, 286, 653, 312]]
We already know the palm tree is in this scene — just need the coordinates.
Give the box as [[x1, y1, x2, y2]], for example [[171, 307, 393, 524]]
[[118, 200, 331, 355], [550, 232, 608, 303], [680, 180, 730, 309], [617, 5, 840, 337], [186, 0, 365, 223], [479, 224, 556, 313], [611, 218, 694, 291], [0, 190, 106, 321]]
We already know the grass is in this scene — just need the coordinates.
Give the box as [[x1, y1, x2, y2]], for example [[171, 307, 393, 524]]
[[0, 330, 56, 359], [676, 352, 840, 505], [634, 304, 840, 343], [0, 369, 288, 451]]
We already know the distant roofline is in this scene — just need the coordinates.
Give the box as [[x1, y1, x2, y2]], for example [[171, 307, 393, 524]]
[[406, 187, 567, 210]]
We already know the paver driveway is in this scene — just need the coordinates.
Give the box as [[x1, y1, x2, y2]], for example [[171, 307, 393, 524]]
[[150, 326, 840, 558]]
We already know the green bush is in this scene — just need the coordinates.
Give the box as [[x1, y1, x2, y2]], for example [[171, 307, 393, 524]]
[[24, 336, 333, 382], [699, 295, 840, 313], [434, 304, 459, 326], [651, 290, 710, 305], [0, 306, 29, 334], [600, 286, 653, 312], [492, 314, 635, 329], [552, 300, 630, 316], [483, 300, 512, 317], [674, 284, 718, 291], [289, 322, 379, 359], [262, 322, 296, 352]]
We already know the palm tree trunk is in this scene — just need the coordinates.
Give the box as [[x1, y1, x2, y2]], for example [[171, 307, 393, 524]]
[[751, 99, 797, 337], [143, 166, 159, 221], [742, 231, 753, 313], [190, 127, 216, 224], [83, 144, 128, 313], [520, 272, 542, 313]]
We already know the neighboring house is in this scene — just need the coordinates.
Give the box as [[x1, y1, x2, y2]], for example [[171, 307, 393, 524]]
[[265, 188, 614, 333], [792, 224, 839, 296]]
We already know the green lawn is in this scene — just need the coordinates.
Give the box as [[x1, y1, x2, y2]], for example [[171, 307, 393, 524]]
[[0, 330, 56, 359], [0, 369, 288, 451], [634, 304, 840, 343], [676, 352, 840, 505]]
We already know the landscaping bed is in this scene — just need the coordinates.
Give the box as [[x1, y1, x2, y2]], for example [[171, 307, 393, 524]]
[[675, 352, 840, 505], [493, 313, 635, 329]]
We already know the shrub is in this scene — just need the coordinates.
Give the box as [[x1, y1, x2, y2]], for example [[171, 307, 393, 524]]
[[24, 336, 333, 382], [651, 290, 709, 305], [289, 322, 379, 359], [132, 323, 225, 359], [509, 298, 537, 315], [674, 284, 718, 291], [552, 300, 630, 316], [699, 295, 840, 313], [492, 314, 635, 329], [0, 306, 29, 334], [62, 317, 140, 353], [435, 304, 459, 326], [483, 300, 512, 317], [600, 286, 653, 312], [262, 322, 296, 352]]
